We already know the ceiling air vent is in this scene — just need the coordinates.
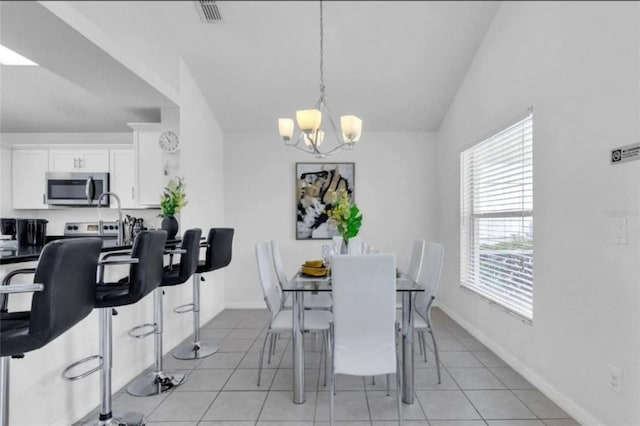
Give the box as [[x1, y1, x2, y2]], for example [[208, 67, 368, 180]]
[[195, 0, 222, 23]]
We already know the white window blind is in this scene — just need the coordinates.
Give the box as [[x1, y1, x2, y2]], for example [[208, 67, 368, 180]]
[[460, 112, 533, 320]]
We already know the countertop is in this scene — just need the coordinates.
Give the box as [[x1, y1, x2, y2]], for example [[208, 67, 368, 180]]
[[0, 236, 182, 265]]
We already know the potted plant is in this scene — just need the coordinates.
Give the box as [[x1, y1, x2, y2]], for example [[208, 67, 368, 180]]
[[325, 189, 363, 251], [159, 178, 187, 239]]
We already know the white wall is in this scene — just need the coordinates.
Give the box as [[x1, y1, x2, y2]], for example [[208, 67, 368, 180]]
[[177, 58, 226, 325], [224, 131, 438, 307], [0, 146, 14, 217], [435, 2, 640, 425], [0, 132, 132, 145]]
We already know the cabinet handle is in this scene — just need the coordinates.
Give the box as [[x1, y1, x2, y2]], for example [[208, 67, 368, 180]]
[[42, 194, 46, 204], [131, 187, 135, 200]]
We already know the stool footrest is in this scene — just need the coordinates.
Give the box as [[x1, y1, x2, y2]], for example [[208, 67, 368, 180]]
[[128, 323, 157, 338], [62, 355, 102, 381], [173, 303, 195, 314]]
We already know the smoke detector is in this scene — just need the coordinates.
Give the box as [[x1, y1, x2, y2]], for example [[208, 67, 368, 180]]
[[195, 0, 222, 23]]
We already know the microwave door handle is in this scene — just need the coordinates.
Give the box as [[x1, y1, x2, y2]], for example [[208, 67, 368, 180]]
[[85, 177, 95, 203]]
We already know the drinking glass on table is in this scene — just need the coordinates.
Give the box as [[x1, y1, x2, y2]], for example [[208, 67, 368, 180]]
[[321, 244, 333, 267]]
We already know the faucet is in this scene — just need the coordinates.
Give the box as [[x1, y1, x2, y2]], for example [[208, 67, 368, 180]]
[[97, 192, 124, 246]]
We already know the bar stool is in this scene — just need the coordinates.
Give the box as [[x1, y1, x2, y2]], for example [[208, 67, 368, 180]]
[[127, 228, 201, 397], [0, 238, 102, 426], [62, 230, 167, 426], [173, 227, 234, 360]]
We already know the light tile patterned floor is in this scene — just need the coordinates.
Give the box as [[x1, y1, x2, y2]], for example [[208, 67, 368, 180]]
[[78, 308, 580, 425]]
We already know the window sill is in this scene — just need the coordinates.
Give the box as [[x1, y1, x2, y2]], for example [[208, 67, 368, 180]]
[[459, 284, 533, 325]]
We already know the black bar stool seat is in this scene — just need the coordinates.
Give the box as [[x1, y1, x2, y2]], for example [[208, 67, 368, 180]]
[[172, 228, 234, 360], [126, 228, 201, 397], [62, 231, 167, 426], [0, 238, 102, 426]]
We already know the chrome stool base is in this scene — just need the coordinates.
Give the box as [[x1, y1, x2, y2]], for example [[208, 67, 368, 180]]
[[126, 371, 186, 397], [173, 342, 218, 360], [86, 411, 145, 426]]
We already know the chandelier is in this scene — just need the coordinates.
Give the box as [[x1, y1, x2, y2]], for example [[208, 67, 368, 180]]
[[277, 1, 362, 159]]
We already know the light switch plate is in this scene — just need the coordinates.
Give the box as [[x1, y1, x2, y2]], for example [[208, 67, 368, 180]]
[[613, 217, 628, 245], [608, 364, 623, 394]]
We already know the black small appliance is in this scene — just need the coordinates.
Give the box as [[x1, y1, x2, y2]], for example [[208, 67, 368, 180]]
[[16, 219, 48, 246], [0, 218, 16, 240]]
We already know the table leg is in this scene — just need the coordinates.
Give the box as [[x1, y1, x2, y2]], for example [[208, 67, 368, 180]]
[[292, 292, 305, 404], [401, 291, 414, 404]]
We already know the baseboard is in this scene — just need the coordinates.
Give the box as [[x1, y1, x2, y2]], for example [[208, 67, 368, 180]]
[[224, 301, 266, 309], [437, 301, 602, 426]]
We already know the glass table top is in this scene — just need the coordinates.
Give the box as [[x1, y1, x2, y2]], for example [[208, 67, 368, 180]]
[[282, 271, 424, 292]]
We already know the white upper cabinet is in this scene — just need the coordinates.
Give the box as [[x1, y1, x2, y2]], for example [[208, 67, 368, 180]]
[[109, 149, 136, 209], [49, 149, 109, 172], [130, 123, 164, 207], [12, 149, 49, 209]]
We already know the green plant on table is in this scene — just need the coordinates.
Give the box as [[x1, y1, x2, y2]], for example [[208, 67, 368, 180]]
[[159, 178, 188, 218], [325, 189, 363, 243]]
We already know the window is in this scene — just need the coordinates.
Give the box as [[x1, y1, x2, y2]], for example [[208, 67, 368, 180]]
[[460, 112, 533, 320]]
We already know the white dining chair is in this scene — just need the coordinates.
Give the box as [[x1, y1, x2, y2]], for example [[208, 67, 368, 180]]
[[347, 236, 362, 254], [395, 239, 425, 310], [407, 239, 426, 282], [413, 242, 444, 383], [270, 240, 332, 311], [330, 254, 402, 426], [255, 241, 332, 386]]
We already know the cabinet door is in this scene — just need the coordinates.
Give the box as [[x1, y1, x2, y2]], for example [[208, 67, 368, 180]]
[[79, 150, 109, 171], [109, 149, 136, 209], [12, 150, 49, 209], [49, 150, 79, 172], [135, 130, 164, 206]]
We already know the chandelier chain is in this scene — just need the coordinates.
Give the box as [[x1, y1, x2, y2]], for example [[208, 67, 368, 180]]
[[319, 0, 325, 99]]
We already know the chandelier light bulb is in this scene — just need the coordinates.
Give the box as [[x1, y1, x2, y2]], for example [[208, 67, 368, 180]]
[[278, 118, 294, 141], [304, 130, 325, 147], [296, 109, 322, 133], [340, 115, 363, 143]]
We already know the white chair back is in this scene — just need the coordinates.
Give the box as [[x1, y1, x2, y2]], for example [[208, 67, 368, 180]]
[[414, 242, 444, 317], [255, 241, 283, 319], [407, 239, 426, 282], [347, 236, 362, 254], [331, 253, 397, 376], [270, 240, 288, 286]]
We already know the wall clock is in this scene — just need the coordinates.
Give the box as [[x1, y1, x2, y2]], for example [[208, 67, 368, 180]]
[[158, 130, 180, 153]]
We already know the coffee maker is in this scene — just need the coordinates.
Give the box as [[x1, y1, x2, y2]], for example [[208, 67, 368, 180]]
[[0, 218, 16, 240]]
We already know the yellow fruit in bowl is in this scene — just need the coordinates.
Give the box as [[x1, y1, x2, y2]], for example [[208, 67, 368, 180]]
[[304, 259, 324, 268], [301, 265, 328, 277]]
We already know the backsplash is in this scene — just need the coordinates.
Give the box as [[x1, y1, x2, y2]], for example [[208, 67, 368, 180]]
[[10, 208, 163, 235]]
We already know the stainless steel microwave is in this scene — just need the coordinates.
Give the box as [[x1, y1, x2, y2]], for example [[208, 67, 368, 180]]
[[45, 172, 110, 206]]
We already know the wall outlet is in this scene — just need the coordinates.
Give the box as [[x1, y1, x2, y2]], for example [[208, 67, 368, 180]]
[[608, 364, 623, 394]]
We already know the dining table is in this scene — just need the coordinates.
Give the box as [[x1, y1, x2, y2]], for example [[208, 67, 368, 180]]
[[283, 270, 424, 405]]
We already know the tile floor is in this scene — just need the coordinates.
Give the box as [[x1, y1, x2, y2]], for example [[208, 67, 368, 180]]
[[78, 308, 580, 426]]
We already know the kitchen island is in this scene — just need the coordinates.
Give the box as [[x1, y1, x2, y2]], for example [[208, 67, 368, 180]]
[[0, 236, 183, 265], [0, 234, 223, 425]]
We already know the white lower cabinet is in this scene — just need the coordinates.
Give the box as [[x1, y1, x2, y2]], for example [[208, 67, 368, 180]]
[[12, 149, 49, 209]]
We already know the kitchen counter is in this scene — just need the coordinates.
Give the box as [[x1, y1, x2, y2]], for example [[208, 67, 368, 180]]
[[0, 236, 182, 265]]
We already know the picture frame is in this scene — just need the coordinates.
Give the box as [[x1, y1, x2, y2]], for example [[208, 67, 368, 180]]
[[295, 162, 355, 240]]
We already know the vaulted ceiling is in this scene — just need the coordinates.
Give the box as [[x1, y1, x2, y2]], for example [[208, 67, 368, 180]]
[[0, 1, 499, 133]]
